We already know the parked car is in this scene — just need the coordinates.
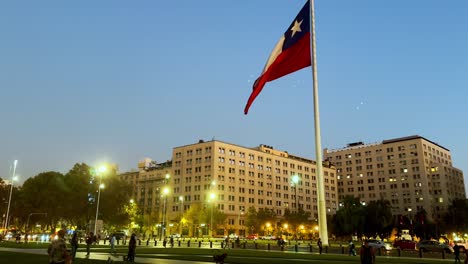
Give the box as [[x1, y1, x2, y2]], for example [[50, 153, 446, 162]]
[[453, 240, 468, 252], [393, 239, 416, 250], [247, 234, 258, 240], [367, 239, 393, 251], [171, 233, 181, 238], [261, 234, 276, 240], [416, 240, 454, 253]]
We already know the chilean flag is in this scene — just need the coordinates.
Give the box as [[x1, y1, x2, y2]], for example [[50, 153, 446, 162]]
[[244, 0, 311, 114]]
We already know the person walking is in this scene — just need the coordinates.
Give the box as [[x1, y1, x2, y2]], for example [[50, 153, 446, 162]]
[[70, 231, 79, 261], [110, 234, 116, 254], [85, 232, 94, 256], [454, 243, 462, 263], [127, 233, 137, 262], [360, 240, 376, 264], [224, 236, 230, 249], [170, 236, 174, 248], [317, 238, 323, 254], [48, 230, 70, 264], [349, 240, 356, 256]]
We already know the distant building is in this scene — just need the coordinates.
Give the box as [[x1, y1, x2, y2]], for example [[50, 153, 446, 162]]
[[168, 139, 338, 237], [323, 135, 465, 222], [119, 160, 171, 236]]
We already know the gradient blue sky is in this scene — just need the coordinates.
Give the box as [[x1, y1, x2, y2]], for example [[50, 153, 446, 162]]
[[1, 1, 467, 194]]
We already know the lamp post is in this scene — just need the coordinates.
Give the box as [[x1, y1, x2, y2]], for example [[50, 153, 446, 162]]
[[238, 209, 244, 236], [161, 187, 169, 239], [265, 222, 271, 235], [179, 196, 184, 235], [94, 165, 107, 235], [208, 192, 216, 237], [291, 175, 299, 212], [4, 160, 18, 233]]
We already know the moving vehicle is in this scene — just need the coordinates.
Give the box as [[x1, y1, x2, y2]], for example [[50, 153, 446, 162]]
[[416, 240, 454, 253], [393, 239, 416, 250], [261, 234, 276, 240]]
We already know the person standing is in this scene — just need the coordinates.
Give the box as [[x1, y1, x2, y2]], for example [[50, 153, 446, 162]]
[[48, 230, 70, 264], [127, 233, 137, 262], [110, 234, 116, 254], [85, 232, 94, 256], [360, 240, 376, 264], [70, 231, 79, 261], [464, 246, 468, 264]]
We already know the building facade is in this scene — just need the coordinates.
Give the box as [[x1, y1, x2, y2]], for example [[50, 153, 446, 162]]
[[167, 139, 338, 237], [323, 135, 465, 222], [119, 159, 171, 236]]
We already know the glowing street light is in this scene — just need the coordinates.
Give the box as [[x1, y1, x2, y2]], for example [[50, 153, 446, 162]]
[[208, 192, 216, 237], [179, 196, 184, 235], [161, 187, 170, 239], [94, 165, 107, 235], [291, 175, 300, 212], [4, 160, 18, 232]]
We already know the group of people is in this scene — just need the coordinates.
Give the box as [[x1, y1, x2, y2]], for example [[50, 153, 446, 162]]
[[47, 230, 137, 264]]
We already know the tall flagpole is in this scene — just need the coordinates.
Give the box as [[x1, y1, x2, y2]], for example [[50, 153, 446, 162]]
[[310, 0, 329, 246], [4, 160, 18, 232]]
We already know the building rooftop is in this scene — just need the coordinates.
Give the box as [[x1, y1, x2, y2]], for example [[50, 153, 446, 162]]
[[325, 135, 449, 153]]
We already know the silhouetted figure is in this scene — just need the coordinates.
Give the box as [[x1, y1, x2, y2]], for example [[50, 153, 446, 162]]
[[317, 238, 323, 254], [127, 234, 137, 262], [360, 240, 376, 264], [86, 232, 94, 256], [70, 231, 79, 261]]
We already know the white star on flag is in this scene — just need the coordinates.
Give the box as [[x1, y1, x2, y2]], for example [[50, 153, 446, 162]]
[[290, 19, 303, 37]]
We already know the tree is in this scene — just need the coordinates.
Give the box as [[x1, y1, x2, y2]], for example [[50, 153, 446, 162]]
[[283, 207, 310, 239], [94, 168, 132, 228], [244, 207, 277, 235], [63, 163, 94, 228], [19, 171, 67, 231], [443, 199, 468, 233], [331, 196, 365, 238], [363, 199, 393, 238], [245, 207, 259, 234]]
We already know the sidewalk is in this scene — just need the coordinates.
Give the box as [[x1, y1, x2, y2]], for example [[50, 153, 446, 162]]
[[0, 247, 213, 264]]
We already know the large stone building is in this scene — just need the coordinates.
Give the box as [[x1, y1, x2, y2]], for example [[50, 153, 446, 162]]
[[167, 139, 338, 237], [323, 135, 465, 222]]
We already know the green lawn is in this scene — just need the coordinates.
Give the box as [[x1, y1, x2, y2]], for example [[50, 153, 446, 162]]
[[0, 240, 456, 264]]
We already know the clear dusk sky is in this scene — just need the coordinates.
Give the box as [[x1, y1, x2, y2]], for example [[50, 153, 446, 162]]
[[1, 1, 467, 194]]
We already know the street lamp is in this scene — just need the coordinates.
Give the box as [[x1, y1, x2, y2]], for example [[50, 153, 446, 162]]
[[208, 192, 216, 237], [165, 173, 170, 183], [4, 160, 18, 233], [94, 165, 107, 235], [179, 196, 184, 235], [266, 222, 271, 235], [291, 175, 299, 212], [238, 209, 244, 236], [161, 187, 170, 239]]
